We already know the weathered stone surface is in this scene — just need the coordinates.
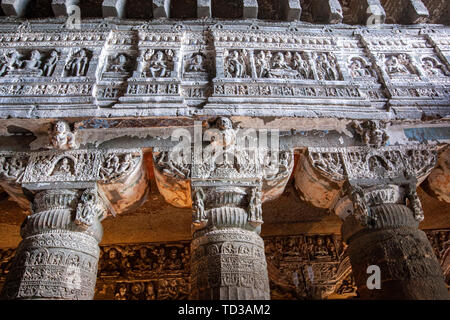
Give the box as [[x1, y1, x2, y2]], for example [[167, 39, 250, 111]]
[[197, 0, 211, 18], [51, 0, 80, 17], [280, 0, 301, 21], [152, 0, 170, 18], [1, 0, 31, 17], [243, 0, 258, 19], [343, 204, 449, 299], [102, 0, 126, 18], [311, 0, 343, 24], [426, 147, 450, 203], [0, 188, 106, 300]]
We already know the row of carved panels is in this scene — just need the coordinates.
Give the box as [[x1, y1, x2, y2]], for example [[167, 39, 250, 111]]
[[0, 25, 448, 106], [0, 230, 447, 299]]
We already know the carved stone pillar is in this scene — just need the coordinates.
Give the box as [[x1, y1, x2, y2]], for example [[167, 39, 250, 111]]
[[1, 188, 106, 300], [337, 185, 448, 299], [0, 131, 148, 299], [295, 122, 449, 299], [153, 117, 294, 300], [190, 186, 269, 300]]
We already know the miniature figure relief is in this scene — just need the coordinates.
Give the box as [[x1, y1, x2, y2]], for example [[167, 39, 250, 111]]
[[138, 49, 174, 78], [0, 49, 59, 77]]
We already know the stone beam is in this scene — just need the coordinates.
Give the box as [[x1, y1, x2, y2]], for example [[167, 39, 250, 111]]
[[1, 0, 31, 17], [281, 0, 301, 22], [102, 0, 127, 18], [51, 0, 80, 17], [352, 0, 386, 25], [197, 0, 211, 18], [152, 0, 170, 18], [311, 0, 343, 24], [243, 0, 258, 19], [405, 0, 429, 24]]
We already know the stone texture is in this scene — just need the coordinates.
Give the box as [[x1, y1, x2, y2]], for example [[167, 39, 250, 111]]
[[152, 0, 170, 18], [342, 204, 449, 299], [311, 0, 343, 23], [51, 0, 80, 16], [1, 0, 31, 17], [281, 0, 301, 21], [243, 0, 258, 19], [0, 189, 105, 300], [102, 0, 126, 18]]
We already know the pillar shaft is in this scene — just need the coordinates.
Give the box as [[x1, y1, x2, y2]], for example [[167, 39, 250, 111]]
[[342, 202, 449, 299], [1, 189, 105, 300], [190, 186, 270, 300]]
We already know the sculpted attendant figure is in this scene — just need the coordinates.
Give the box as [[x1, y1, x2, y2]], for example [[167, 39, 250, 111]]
[[66, 49, 89, 76], [21, 50, 42, 71], [149, 51, 168, 77], [51, 121, 77, 150], [43, 50, 59, 76], [226, 51, 245, 77]]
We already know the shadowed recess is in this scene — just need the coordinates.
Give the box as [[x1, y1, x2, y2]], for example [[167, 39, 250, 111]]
[[212, 0, 243, 19], [171, 0, 196, 19]]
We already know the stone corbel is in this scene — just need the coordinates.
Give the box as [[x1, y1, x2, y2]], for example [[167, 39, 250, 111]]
[[294, 145, 438, 223], [0, 148, 148, 216]]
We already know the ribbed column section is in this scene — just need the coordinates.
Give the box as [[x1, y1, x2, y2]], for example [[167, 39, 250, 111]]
[[342, 203, 449, 300], [190, 187, 270, 300], [1, 189, 104, 300]]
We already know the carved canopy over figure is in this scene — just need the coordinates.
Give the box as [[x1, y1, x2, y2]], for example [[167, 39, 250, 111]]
[[421, 56, 449, 77], [65, 49, 89, 76]]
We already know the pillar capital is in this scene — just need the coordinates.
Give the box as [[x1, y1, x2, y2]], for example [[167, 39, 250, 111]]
[[294, 142, 448, 299], [152, 116, 294, 300], [1, 186, 107, 299]]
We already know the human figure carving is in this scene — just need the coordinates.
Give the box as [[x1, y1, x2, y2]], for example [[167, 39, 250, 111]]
[[148, 51, 169, 77], [107, 53, 128, 73], [187, 53, 206, 72], [421, 57, 449, 77], [225, 50, 246, 78], [349, 58, 371, 77], [385, 54, 410, 75], [0, 50, 21, 75], [43, 50, 59, 76], [293, 52, 310, 79], [193, 187, 206, 223], [255, 51, 270, 77], [51, 121, 77, 150], [20, 50, 42, 72], [65, 49, 89, 76]]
